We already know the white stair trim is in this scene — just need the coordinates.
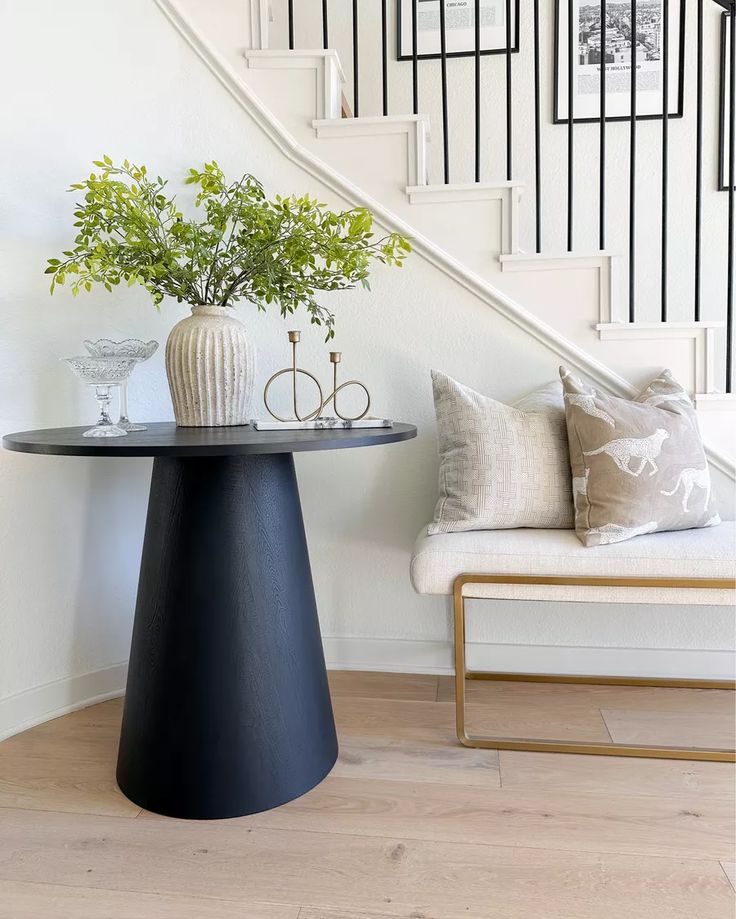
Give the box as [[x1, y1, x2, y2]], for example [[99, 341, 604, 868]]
[[406, 181, 523, 202], [500, 251, 616, 325], [246, 49, 345, 120], [154, 0, 736, 482], [694, 392, 736, 410], [596, 321, 724, 394], [314, 115, 431, 187], [249, 0, 270, 51], [406, 181, 524, 255], [500, 250, 616, 265]]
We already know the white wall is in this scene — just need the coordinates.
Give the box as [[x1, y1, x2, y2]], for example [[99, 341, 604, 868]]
[[0, 0, 733, 738]]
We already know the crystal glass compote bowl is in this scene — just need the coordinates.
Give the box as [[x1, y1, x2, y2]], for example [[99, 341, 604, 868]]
[[83, 339, 159, 432], [64, 356, 138, 438]]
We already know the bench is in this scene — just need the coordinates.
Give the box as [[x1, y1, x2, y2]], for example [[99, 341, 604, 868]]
[[411, 522, 736, 762]]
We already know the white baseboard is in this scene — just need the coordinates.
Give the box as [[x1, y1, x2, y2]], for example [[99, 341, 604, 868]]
[[322, 636, 736, 681], [0, 663, 127, 742], [1, 640, 732, 742]]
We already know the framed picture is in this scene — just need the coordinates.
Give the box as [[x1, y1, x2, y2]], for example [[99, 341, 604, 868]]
[[554, 0, 685, 124], [397, 0, 519, 61], [719, 12, 734, 191]]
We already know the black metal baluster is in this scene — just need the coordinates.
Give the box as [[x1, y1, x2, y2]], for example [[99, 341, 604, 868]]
[[440, 0, 450, 182], [661, 0, 669, 321], [694, 0, 703, 320], [352, 0, 359, 116], [629, 0, 637, 321], [533, 0, 542, 250], [567, 0, 574, 250], [288, 0, 294, 50], [475, 0, 482, 182], [599, 0, 607, 250], [381, 0, 389, 115], [322, 0, 329, 49], [505, 0, 513, 180], [412, 0, 419, 114], [728, 8, 735, 391]]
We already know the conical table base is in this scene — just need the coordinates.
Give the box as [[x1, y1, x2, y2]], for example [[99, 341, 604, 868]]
[[116, 453, 338, 819]]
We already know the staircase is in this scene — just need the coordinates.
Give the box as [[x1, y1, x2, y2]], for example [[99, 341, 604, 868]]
[[158, 0, 736, 473]]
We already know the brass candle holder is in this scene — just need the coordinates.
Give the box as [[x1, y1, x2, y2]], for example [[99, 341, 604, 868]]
[[263, 331, 371, 423]]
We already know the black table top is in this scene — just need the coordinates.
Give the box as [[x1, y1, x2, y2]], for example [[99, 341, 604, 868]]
[[2, 421, 417, 458]]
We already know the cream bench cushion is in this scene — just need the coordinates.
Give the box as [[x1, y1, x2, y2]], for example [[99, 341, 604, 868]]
[[411, 522, 736, 606]]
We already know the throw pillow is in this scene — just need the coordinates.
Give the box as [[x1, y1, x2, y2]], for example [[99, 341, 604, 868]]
[[429, 371, 574, 533], [560, 366, 720, 547]]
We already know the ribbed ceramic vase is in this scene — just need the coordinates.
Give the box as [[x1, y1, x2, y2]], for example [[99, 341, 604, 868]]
[[165, 305, 255, 427]]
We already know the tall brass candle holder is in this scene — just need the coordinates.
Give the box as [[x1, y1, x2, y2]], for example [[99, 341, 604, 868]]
[[263, 331, 371, 424]]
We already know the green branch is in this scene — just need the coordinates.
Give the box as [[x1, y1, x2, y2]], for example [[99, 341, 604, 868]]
[[47, 158, 412, 337]]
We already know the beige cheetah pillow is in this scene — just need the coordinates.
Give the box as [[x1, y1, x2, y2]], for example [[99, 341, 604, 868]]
[[560, 367, 720, 547]]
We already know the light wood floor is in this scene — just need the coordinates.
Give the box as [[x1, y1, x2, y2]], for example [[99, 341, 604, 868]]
[[0, 671, 734, 918]]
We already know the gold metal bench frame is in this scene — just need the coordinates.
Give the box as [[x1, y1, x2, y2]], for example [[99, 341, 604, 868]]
[[453, 574, 736, 763]]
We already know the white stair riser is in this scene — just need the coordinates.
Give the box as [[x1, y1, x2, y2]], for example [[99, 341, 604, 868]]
[[314, 117, 430, 187], [247, 50, 345, 120], [501, 252, 616, 325], [409, 183, 524, 256], [597, 323, 724, 395]]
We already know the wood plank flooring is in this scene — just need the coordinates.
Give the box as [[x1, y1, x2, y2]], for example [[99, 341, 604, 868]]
[[0, 670, 733, 918]]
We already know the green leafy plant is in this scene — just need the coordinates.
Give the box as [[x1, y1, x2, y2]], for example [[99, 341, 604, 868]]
[[47, 158, 411, 339]]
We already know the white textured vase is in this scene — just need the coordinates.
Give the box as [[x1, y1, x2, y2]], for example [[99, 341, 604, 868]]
[[165, 305, 255, 427]]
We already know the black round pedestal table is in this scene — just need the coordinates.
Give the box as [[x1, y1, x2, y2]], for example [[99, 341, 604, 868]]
[[3, 422, 416, 819]]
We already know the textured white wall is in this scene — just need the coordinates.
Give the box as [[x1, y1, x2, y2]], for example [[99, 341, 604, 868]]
[[0, 0, 733, 735]]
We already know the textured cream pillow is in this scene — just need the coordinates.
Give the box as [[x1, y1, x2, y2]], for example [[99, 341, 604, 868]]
[[560, 367, 720, 547], [429, 372, 574, 533]]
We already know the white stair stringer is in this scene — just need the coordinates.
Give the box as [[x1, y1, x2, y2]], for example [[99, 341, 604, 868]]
[[246, 49, 345, 120], [153, 0, 736, 484], [314, 115, 431, 188], [407, 182, 524, 256], [596, 322, 724, 395]]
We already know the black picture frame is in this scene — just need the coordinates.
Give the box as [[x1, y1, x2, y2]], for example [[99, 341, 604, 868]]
[[397, 0, 520, 61], [553, 0, 686, 125], [719, 11, 735, 192]]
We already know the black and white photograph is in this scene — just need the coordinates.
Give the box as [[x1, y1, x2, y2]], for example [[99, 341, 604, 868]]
[[719, 11, 735, 191], [397, 0, 519, 60], [554, 0, 685, 123]]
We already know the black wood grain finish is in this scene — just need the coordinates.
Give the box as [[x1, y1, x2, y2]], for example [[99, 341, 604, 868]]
[[116, 454, 338, 819], [2, 422, 417, 457]]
